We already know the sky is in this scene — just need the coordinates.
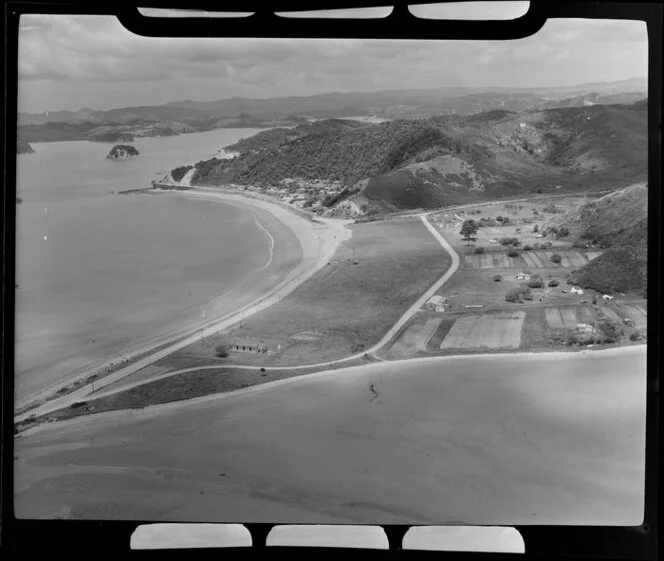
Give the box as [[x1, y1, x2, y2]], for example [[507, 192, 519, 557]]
[[17, 3, 648, 114]]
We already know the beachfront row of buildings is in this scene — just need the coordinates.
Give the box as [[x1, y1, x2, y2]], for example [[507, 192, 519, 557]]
[[239, 178, 347, 213]]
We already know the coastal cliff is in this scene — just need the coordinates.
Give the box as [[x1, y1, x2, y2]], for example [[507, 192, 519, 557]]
[[107, 144, 139, 160], [17, 141, 35, 154]]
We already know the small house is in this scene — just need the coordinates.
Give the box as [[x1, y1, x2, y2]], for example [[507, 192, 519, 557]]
[[516, 272, 532, 281], [231, 337, 268, 354], [489, 239, 499, 244], [426, 295, 446, 311], [576, 323, 594, 333], [602, 294, 614, 300], [570, 287, 584, 295], [435, 305, 445, 313], [534, 233, 544, 238]]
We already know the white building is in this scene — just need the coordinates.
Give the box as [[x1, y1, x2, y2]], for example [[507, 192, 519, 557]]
[[571, 287, 584, 295], [426, 295, 447, 311], [602, 294, 615, 300]]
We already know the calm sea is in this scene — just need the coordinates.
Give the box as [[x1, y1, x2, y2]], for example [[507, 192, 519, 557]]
[[15, 129, 267, 401]]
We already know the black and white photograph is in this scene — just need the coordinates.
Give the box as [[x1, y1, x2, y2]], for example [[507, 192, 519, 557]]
[[13, 3, 649, 539]]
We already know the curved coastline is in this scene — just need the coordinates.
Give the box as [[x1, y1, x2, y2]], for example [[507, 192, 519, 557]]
[[15, 189, 349, 416]]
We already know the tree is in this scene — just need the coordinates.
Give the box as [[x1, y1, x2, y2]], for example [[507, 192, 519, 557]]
[[556, 226, 570, 239], [550, 253, 562, 264], [474, 246, 485, 254], [493, 274, 502, 282], [533, 224, 539, 233], [507, 249, 519, 258], [214, 343, 230, 358], [460, 219, 479, 246], [548, 279, 559, 287], [528, 277, 544, 288]]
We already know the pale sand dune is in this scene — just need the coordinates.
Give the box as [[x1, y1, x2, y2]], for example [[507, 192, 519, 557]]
[[15, 347, 646, 525]]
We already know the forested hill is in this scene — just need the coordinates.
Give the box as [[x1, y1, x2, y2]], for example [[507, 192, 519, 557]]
[[179, 100, 647, 213]]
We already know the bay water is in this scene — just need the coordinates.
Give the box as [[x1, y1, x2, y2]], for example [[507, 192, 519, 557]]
[[15, 129, 270, 402]]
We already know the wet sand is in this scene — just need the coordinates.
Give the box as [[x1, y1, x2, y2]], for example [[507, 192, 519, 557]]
[[15, 346, 646, 525]]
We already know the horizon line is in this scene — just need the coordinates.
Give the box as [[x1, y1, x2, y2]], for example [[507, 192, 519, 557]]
[[22, 75, 647, 116]]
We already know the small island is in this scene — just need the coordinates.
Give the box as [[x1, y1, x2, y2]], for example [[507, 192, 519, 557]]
[[17, 141, 35, 154], [107, 144, 139, 160]]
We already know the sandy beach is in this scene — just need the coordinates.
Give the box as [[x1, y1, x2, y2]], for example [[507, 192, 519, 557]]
[[15, 345, 646, 524], [15, 187, 350, 415]]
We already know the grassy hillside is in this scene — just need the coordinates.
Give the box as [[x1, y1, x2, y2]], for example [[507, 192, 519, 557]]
[[543, 183, 648, 247], [181, 100, 646, 214], [570, 245, 647, 296], [554, 183, 649, 296]]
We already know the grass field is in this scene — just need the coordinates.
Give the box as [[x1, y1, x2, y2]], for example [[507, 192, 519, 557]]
[[621, 304, 648, 330], [439, 311, 525, 350], [158, 217, 451, 368], [386, 316, 443, 359]]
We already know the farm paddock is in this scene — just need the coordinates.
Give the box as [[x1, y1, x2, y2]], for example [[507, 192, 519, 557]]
[[439, 311, 526, 350]]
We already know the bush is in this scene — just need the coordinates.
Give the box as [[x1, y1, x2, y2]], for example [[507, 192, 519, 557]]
[[493, 274, 502, 282], [550, 253, 562, 264], [474, 246, 485, 254], [507, 249, 519, 258], [214, 343, 230, 358], [533, 224, 539, 233], [505, 285, 531, 303], [523, 245, 533, 251], [572, 239, 587, 248], [556, 226, 570, 239], [496, 216, 504, 222], [548, 279, 559, 287], [528, 278, 544, 288], [629, 332, 640, 341], [171, 165, 193, 183], [499, 237, 520, 247]]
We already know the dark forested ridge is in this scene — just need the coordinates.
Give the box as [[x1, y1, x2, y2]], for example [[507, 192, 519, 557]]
[[178, 100, 647, 215]]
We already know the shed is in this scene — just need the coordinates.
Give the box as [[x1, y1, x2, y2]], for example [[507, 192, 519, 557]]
[[576, 323, 594, 333], [231, 337, 268, 354], [602, 294, 614, 300], [570, 287, 584, 295], [426, 295, 447, 310]]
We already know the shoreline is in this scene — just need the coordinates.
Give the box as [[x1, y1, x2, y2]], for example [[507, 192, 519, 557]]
[[16, 344, 646, 437], [15, 187, 350, 417]]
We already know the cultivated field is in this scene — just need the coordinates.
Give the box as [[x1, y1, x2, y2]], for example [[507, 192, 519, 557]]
[[439, 311, 525, 350], [387, 317, 442, 359], [464, 250, 598, 270], [158, 217, 451, 368]]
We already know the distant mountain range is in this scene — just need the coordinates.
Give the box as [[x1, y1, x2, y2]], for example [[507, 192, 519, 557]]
[[17, 77, 646, 143]]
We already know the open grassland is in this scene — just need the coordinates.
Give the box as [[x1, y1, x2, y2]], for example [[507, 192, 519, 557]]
[[158, 217, 451, 368], [439, 311, 525, 350], [621, 304, 647, 330]]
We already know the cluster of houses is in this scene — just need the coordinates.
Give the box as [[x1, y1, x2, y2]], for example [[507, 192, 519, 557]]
[[261, 180, 345, 211]]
